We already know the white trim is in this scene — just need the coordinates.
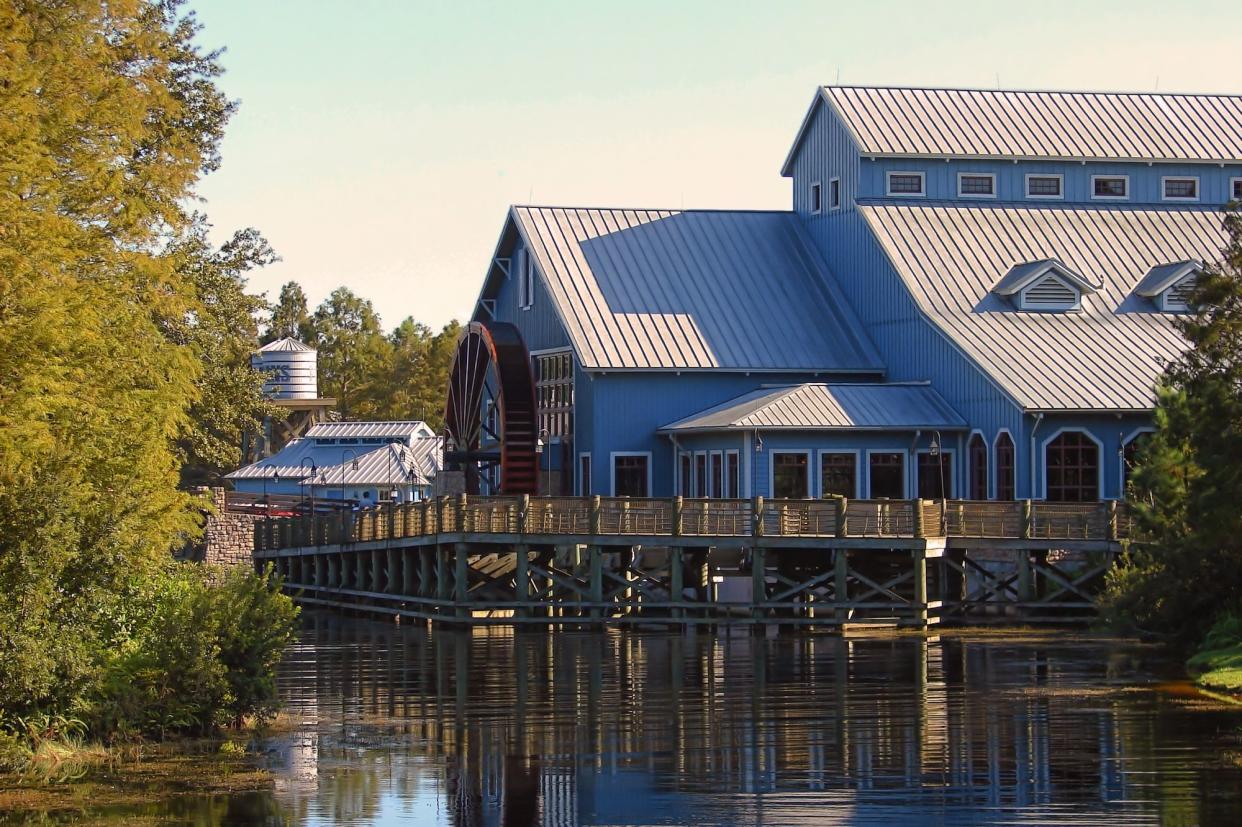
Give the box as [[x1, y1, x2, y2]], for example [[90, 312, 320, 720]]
[[1024, 173, 1064, 200], [828, 177, 841, 210], [1090, 174, 1129, 200], [609, 451, 652, 497], [965, 430, 989, 500], [810, 180, 822, 214], [693, 450, 708, 498], [1231, 177, 1242, 202], [816, 448, 861, 499], [1119, 427, 1156, 498], [865, 449, 907, 499], [957, 172, 997, 199], [676, 450, 690, 497], [915, 448, 957, 499], [709, 449, 724, 498], [886, 170, 926, 197], [768, 448, 813, 499], [991, 428, 1016, 500], [724, 449, 741, 499], [1038, 428, 1105, 501], [518, 248, 536, 310], [577, 452, 592, 496], [1017, 272, 1082, 312], [1161, 175, 1200, 202]]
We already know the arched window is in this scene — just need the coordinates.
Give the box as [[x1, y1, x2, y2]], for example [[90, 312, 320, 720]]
[[995, 432, 1015, 500], [1122, 432, 1153, 497], [1045, 431, 1099, 502], [968, 434, 988, 500]]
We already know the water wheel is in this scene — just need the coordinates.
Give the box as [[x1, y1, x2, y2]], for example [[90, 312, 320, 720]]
[[443, 320, 538, 494]]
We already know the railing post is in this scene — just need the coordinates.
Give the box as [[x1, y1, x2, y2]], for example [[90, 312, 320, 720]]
[[1106, 499, 1118, 541], [672, 495, 684, 537], [1022, 498, 1033, 540], [589, 495, 601, 537], [518, 494, 530, 536], [457, 494, 468, 533], [913, 498, 926, 538], [753, 496, 765, 538], [836, 496, 848, 538]]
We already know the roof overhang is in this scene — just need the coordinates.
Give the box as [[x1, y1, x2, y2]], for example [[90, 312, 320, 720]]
[[992, 258, 1102, 297], [1134, 259, 1203, 297]]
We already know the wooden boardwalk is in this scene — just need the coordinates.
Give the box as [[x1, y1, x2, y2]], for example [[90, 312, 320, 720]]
[[250, 495, 1133, 628]]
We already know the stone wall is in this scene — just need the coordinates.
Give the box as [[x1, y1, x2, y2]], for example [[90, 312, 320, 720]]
[[199, 486, 262, 568]]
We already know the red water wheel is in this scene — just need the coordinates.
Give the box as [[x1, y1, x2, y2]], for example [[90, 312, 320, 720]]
[[443, 321, 538, 495]]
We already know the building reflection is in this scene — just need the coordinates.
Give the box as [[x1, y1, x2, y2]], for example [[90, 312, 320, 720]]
[[264, 614, 1238, 826]]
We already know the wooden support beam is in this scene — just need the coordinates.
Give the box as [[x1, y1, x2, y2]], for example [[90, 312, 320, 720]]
[[751, 546, 766, 622], [913, 548, 929, 628], [589, 546, 603, 619], [515, 544, 529, 619], [454, 543, 469, 620], [669, 547, 684, 622]]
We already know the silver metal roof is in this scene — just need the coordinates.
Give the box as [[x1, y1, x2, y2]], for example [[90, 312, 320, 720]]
[[660, 383, 966, 433], [1134, 260, 1202, 297], [796, 86, 1242, 165], [226, 437, 442, 486], [257, 337, 314, 352], [512, 207, 883, 372], [992, 259, 1100, 297], [304, 421, 435, 440], [860, 203, 1228, 411]]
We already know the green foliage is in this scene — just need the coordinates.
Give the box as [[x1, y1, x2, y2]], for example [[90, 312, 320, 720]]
[[264, 281, 313, 344], [89, 565, 299, 739], [1102, 206, 1242, 641], [306, 287, 394, 418], [1186, 609, 1242, 694]]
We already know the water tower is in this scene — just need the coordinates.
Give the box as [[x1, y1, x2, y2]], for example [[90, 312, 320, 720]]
[[244, 338, 337, 461]]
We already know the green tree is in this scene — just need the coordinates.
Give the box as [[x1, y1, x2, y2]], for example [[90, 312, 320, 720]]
[[264, 280, 312, 344], [306, 287, 393, 418], [1103, 206, 1242, 640], [377, 318, 460, 429]]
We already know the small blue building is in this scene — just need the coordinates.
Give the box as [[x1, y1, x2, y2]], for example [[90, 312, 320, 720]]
[[470, 86, 1242, 503]]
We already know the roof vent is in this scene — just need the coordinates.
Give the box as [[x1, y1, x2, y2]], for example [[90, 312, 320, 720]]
[[992, 259, 1100, 313], [1134, 259, 1202, 312]]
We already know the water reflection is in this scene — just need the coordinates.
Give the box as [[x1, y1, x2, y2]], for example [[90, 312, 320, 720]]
[[246, 615, 1242, 826]]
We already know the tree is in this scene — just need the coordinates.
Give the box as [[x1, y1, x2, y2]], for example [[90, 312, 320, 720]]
[[1103, 206, 1242, 640], [306, 287, 393, 418], [264, 281, 312, 344]]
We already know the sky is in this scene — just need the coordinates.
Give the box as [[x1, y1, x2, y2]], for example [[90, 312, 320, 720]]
[[193, 0, 1242, 331]]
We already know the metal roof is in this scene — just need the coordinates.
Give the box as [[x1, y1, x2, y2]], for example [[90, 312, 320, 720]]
[[992, 259, 1101, 297], [785, 86, 1242, 170], [512, 207, 883, 372], [304, 421, 435, 440], [660, 383, 966, 433], [1134, 259, 1203, 297], [257, 337, 314, 352], [226, 437, 442, 486], [860, 203, 1228, 411]]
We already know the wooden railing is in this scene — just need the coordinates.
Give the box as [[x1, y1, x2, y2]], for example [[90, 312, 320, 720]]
[[253, 495, 1134, 552]]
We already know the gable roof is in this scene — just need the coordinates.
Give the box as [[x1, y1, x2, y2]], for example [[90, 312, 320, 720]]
[[992, 258, 1101, 297], [860, 203, 1229, 411], [659, 383, 966, 433], [226, 437, 442, 486], [304, 421, 434, 440], [1133, 259, 1203, 297], [508, 207, 883, 372], [784, 86, 1242, 171]]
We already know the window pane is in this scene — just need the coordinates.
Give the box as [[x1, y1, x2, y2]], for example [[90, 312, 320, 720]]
[[726, 453, 740, 498], [710, 453, 723, 498], [1027, 176, 1061, 197], [889, 174, 923, 194], [772, 453, 809, 499], [830, 179, 840, 208], [1234, 180, 1242, 200], [996, 433, 1015, 500], [820, 453, 857, 498], [917, 452, 953, 499], [614, 455, 648, 497], [694, 454, 707, 498], [579, 455, 591, 496], [869, 453, 904, 499], [1045, 432, 1099, 502], [960, 175, 993, 195], [811, 183, 821, 212], [1164, 178, 1197, 199], [679, 454, 692, 497], [1094, 177, 1127, 197], [968, 435, 988, 500]]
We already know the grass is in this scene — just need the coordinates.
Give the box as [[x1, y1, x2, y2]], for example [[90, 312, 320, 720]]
[[1188, 641, 1242, 696]]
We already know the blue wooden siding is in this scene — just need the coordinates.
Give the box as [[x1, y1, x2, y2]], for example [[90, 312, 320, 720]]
[[788, 100, 862, 219], [480, 240, 571, 353]]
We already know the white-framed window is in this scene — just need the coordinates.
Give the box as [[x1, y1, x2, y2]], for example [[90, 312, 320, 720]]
[[1232, 177, 1242, 201], [578, 453, 592, 496], [829, 177, 841, 210], [818, 449, 860, 499], [611, 452, 651, 497], [958, 172, 996, 198], [1025, 174, 1063, 200], [694, 451, 707, 498], [769, 450, 812, 499], [724, 450, 740, 498], [886, 171, 925, 197], [1091, 175, 1129, 200], [518, 249, 535, 309], [1041, 429, 1103, 502], [1018, 273, 1082, 312], [1162, 176, 1199, 202], [915, 449, 956, 499], [866, 450, 907, 499], [810, 181, 822, 214], [709, 450, 723, 498], [678, 451, 692, 497]]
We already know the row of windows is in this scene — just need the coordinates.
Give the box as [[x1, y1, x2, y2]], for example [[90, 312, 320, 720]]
[[809, 178, 841, 213], [881, 171, 1242, 202], [677, 451, 742, 499], [534, 351, 573, 438]]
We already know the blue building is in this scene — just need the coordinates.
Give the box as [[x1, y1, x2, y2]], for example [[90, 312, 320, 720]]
[[470, 86, 1242, 503]]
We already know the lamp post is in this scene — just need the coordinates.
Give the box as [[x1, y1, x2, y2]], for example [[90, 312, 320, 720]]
[[299, 458, 317, 514], [537, 428, 550, 496], [340, 448, 359, 506], [929, 431, 945, 501]]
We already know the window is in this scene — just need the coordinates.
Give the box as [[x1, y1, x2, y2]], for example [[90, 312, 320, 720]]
[[829, 178, 841, 209], [694, 453, 707, 498], [810, 181, 822, 214], [518, 249, 535, 309], [1019, 274, 1081, 312], [968, 434, 988, 500], [1092, 176, 1129, 199], [886, 172, 925, 196], [535, 351, 573, 437], [772, 452, 810, 499], [725, 451, 740, 498], [1045, 431, 1099, 502], [1162, 177, 1199, 201], [579, 454, 592, 496], [612, 454, 649, 497], [709, 451, 723, 498], [679, 452, 692, 497], [1026, 174, 1063, 199], [820, 452, 857, 499], [995, 432, 1015, 500], [916, 451, 953, 500], [1233, 178, 1242, 201], [1122, 432, 1153, 497], [869, 452, 905, 499], [958, 173, 995, 198]]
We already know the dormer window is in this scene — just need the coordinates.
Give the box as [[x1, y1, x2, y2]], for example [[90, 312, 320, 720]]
[[992, 259, 1101, 313], [1162, 177, 1199, 201], [1026, 174, 1063, 199], [886, 172, 925, 197], [1134, 260, 1202, 312], [958, 173, 995, 198], [1092, 175, 1129, 200]]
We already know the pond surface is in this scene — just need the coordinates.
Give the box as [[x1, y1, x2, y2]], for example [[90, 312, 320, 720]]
[[23, 613, 1242, 825]]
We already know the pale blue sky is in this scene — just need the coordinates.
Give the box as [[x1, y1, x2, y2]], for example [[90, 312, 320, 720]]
[[193, 0, 1242, 329]]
